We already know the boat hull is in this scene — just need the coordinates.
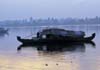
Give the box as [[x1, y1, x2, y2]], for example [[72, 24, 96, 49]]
[[17, 33, 95, 45]]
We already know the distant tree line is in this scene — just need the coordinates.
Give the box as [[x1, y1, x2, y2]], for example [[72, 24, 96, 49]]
[[0, 16, 100, 27]]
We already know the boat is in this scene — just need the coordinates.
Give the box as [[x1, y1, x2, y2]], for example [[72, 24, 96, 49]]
[[0, 28, 8, 33], [17, 28, 96, 45]]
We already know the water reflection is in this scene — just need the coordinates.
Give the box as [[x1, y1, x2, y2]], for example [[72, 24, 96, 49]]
[[0, 26, 99, 70], [17, 41, 95, 53], [15, 42, 96, 70]]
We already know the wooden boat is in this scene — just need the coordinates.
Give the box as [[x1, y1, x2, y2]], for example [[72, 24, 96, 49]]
[[17, 33, 96, 45], [0, 28, 8, 33]]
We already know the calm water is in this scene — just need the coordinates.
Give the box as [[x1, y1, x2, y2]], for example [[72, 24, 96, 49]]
[[0, 25, 100, 70]]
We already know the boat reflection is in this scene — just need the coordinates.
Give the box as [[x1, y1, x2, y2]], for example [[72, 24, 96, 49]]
[[17, 41, 95, 53], [0, 32, 9, 37]]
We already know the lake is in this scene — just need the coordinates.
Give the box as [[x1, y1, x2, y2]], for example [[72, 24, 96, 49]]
[[0, 25, 100, 70]]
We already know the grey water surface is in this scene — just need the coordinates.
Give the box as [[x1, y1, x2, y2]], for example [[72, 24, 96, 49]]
[[0, 25, 100, 70]]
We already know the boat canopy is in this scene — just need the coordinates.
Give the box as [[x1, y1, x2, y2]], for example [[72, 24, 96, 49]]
[[37, 28, 85, 38]]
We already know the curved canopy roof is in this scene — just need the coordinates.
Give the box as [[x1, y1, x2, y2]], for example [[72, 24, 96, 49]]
[[38, 28, 85, 37]]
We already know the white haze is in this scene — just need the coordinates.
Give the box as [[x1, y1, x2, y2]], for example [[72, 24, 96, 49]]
[[0, 0, 100, 20]]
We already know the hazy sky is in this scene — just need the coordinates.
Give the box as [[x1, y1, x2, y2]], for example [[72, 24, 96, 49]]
[[0, 0, 100, 20]]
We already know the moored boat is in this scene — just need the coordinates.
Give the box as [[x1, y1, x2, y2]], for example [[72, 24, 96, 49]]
[[17, 28, 96, 45], [0, 28, 8, 33]]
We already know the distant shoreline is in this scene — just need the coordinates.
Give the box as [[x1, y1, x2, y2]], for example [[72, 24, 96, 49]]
[[1, 24, 100, 28]]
